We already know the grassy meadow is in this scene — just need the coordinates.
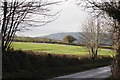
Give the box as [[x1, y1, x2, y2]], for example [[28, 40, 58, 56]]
[[12, 42, 114, 56]]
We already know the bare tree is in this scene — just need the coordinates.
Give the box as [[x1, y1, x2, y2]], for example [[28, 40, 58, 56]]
[[78, 17, 102, 60], [0, 0, 60, 53], [77, 0, 120, 78]]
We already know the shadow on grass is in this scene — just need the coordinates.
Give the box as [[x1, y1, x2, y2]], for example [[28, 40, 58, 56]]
[[2, 50, 112, 79]]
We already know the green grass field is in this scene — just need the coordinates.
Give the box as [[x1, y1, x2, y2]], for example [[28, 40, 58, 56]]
[[12, 42, 114, 56]]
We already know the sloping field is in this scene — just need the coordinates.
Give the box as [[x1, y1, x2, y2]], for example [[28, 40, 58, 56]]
[[12, 42, 113, 56]]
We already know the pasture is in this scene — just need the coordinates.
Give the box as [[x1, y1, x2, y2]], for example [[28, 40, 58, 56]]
[[12, 42, 114, 56]]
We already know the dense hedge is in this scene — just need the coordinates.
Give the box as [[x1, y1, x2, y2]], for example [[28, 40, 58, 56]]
[[2, 50, 112, 79]]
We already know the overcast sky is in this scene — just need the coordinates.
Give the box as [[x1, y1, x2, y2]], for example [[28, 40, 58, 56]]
[[16, 0, 90, 37]]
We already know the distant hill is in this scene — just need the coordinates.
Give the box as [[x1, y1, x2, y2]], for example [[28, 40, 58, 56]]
[[39, 32, 112, 45], [39, 32, 79, 41]]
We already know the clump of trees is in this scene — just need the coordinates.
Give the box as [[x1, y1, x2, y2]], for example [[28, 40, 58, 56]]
[[78, 18, 103, 60], [63, 35, 77, 44]]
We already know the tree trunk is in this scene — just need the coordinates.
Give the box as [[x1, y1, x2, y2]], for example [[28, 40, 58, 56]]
[[111, 20, 120, 78], [1, 1, 7, 53], [91, 47, 95, 60], [95, 20, 100, 59], [0, 28, 2, 80]]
